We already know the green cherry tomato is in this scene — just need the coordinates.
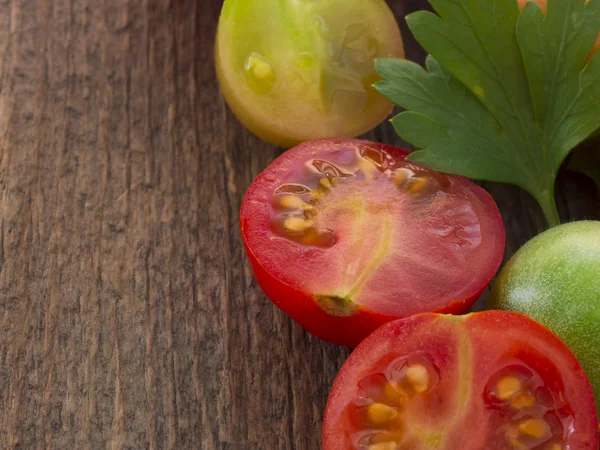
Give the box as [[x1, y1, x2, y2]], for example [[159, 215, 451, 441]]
[[490, 221, 600, 415], [215, 0, 404, 148]]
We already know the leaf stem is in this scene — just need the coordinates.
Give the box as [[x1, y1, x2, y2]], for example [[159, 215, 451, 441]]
[[539, 192, 560, 228]]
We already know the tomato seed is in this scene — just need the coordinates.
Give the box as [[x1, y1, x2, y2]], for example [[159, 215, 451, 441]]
[[518, 418, 551, 439], [367, 403, 399, 424], [496, 376, 522, 401], [405, 364, 430, 393]]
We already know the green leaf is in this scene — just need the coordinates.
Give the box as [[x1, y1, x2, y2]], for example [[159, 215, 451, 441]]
[[375, 0, 600, 227], [376, 57, 531, 189], [517, 0, 600, 169]]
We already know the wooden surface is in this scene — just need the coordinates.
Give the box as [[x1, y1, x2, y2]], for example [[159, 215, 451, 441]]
[[0, 1, 597, 449]]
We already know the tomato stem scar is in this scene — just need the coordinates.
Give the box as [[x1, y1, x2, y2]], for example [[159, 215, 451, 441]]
[[315, 295, 358, 317]]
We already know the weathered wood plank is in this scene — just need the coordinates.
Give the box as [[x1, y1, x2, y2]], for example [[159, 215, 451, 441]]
[[0, 1, 597, 449]]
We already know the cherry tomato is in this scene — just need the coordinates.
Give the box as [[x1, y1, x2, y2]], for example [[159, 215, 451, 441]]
[[322, 312, 598, 450], [490, 221, 600, 416], [215, 0, 404, 148], [240, 139, 505, 346]]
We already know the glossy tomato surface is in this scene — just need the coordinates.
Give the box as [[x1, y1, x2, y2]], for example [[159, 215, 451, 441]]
[[240, 139, 505, 346], [322, 312, 598, 450], [490, 221, 600, 416], [215, 0, 404, 148]]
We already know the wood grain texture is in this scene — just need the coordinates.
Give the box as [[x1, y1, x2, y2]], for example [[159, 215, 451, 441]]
[[0, 0, 597, 449]]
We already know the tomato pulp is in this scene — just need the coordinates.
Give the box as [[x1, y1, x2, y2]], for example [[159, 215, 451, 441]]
[[240, 139, 505, 346], [322, 312, 598, 450]]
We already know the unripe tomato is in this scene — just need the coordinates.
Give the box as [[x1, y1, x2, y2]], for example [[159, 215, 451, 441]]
[[215, 0, 404, 148]]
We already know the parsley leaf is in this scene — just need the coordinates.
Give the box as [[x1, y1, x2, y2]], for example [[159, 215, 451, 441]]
[[375, 0, 600, 226]]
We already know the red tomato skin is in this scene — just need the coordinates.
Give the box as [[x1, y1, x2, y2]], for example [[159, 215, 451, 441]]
[[322, 312, 599, 450], [240, 139, 506, 347], [243, 234, 480, 347]]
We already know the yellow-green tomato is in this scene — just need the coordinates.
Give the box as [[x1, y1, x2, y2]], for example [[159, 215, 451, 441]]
[[490, 221, 600, 415], [215, 0, 404, 148]]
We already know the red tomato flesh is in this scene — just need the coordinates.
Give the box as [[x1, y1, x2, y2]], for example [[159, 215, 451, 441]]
[[241, 139, 505, 346], [322, 312, 598, 450]]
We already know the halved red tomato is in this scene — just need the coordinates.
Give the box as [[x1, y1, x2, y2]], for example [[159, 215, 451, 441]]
[[241, 139, 505, 347], [322, 312, 598, 450]]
